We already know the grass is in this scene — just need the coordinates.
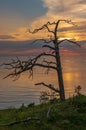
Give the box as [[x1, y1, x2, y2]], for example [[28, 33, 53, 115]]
[[0, 94, 86, 130]]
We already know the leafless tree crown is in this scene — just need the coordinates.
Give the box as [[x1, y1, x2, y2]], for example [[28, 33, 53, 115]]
[[1, 19, 80, 100]]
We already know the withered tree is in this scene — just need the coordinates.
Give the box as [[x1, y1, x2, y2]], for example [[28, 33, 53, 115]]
[[2, 20, 80, 101]]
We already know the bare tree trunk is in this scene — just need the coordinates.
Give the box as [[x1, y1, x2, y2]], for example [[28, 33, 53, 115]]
[[55, 45, 65, 101], [54, 20, 65, 101]]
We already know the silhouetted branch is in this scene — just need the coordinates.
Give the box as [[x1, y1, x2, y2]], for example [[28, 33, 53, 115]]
[[43, 59, 56, 66], [31, 39, 53, 44], [35, 82, 60, 93], [29, 20, 76, 36], [29, 22, 54, 34], [43, 59, 56, 74], [2, 52, 56, 79], [58, 39, 81, 47], [34, 63, 57, 70], [57, 19, 77, 26]]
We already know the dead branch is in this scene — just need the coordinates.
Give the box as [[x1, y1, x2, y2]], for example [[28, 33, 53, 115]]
[[35, 82, 60, 93], [2, 52, 56, 79], [58, 39, 81, 47], [29, 20, 76, 35], [34, 63, 57, 70], [43, 59, 56, 66], [43, 59, 56, 74], [0, 117, 40, 126], [47, 107, 51, 118], [3, 64, 56, 79], [56, 19, 77, 27], [29, 22, 54, 34], [31, 39, 53, 44]]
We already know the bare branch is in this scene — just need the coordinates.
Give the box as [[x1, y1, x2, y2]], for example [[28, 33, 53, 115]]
[[43, 59, 56, 74], [35, 82, 60, 93], [58, 39, 81, 47], [31, 39, 53, 44], [29, 19, 76, 34], [34, 63, 57, 70], [29, 21, 55, 34], [46, 21, 56, 25], [43, 59, 56, 66], [44, 24, 54, 33], [57, 19, 77, 26], [2, 52, 56, 79], [0, 117, 40, 126]]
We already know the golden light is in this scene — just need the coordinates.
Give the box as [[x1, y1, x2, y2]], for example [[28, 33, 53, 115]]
[[64, 73, 73, 81], [59, 37, 72, 41]]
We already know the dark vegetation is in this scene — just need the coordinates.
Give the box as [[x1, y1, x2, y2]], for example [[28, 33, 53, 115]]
[[0, 94, 86, 130]]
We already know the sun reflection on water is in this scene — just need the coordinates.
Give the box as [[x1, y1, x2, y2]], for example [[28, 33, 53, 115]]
[[0, 56, 86, 108]]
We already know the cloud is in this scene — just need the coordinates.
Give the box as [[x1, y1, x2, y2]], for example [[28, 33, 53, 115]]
[[0, 35, 15, 40], [28, 0, 86, 41], [41, 0, 86, 23], [0, 0, 86, 41], [77, 0, 86, 4], [0, 40, 44, 56], [43, 0, 65, 13], [59, 40, 86, 56], [0, 39, 86, 56]]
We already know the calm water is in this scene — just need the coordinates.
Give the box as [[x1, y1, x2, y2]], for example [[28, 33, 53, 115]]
[[0, 56, 86, 109]]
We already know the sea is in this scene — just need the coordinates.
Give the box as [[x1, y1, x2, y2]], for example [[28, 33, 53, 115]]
[[0, 55, 86, 109]]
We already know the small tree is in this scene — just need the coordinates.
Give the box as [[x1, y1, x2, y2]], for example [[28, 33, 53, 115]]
[[2, 20, 80, 101]]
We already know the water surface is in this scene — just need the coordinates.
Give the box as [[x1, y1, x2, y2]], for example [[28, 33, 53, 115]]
[[0, 56, 86, 109]]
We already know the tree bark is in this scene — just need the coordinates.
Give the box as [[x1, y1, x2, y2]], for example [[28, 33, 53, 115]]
[[53, 20, 65, 101], [55, 46, 65, 101]]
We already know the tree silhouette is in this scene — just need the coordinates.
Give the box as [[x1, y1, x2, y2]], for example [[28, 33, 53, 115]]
[[2, 19, 80, 101]]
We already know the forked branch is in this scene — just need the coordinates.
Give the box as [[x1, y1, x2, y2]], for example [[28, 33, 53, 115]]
[[29, 21, 54, 34], [2, 52, 56, 79], [29, 20, 76, 36], [29, 19, 76, 32]]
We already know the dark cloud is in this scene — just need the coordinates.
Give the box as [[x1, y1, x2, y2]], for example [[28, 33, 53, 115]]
[[0, 35, 15, 40], [0, 39, 86, 56], [0, 40, 44, 56], [0, 40, 42, 50], [59, 40, 86, 56], [77, 0, 86, 4]]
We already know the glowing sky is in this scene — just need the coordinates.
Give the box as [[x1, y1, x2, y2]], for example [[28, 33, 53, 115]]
[[0, 0, 86, 56]]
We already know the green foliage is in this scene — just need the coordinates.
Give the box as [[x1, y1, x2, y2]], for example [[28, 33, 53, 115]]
[[0, 94, 86, 130]]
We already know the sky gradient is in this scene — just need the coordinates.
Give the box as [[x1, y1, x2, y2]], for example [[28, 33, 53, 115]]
[[0, 0, 86, 56]]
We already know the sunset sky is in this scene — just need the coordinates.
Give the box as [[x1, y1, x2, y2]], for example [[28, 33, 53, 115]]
[[0, 0, 86, 56]]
